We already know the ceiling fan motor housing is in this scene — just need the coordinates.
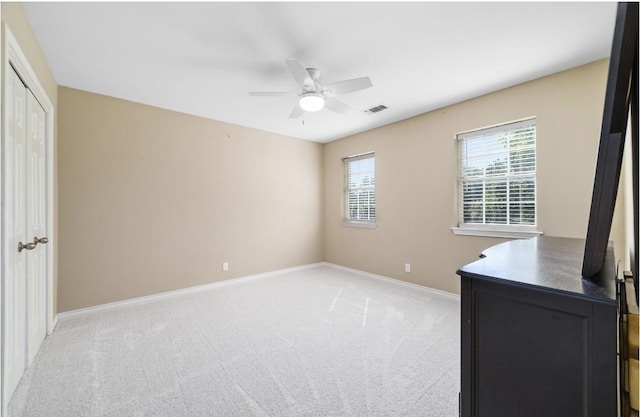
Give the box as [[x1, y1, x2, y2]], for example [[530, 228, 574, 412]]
[[306, 68, 320, 81]]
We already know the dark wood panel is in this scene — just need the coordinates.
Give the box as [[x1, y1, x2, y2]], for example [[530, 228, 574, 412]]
[[583, 2, 638, 278], [458, 237, 616, 303], [475, 288, 588, 417], [458, 236, 617, 417]]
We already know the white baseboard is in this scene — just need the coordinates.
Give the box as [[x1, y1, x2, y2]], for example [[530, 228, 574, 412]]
[[320, 262, 460, 300], [50, 315, 58, 334], [56, 262, 325, 321], [56, 261, 458, 323]]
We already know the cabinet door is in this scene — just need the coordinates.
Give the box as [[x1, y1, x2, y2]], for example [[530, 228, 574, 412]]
[[460, 276, 616, 417]]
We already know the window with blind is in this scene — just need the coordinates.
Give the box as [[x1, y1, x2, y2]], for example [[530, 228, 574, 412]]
[[456, 119, 538, 237], [344, 153, 375, 226]]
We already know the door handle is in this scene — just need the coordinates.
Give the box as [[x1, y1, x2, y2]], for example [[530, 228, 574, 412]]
[[18, 241, 37, 252], [18, 236, 48, 253]]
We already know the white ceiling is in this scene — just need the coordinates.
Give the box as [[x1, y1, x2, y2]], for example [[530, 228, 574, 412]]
[[23, 2, 617, 143]]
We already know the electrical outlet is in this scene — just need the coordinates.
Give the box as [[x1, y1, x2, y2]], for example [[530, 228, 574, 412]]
[[222, 262, 229, 272], [405, 263, 411, 273]]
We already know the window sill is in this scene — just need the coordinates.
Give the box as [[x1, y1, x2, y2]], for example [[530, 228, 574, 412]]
[[343, 221, 377, 229], [451, 227, 542, 239]]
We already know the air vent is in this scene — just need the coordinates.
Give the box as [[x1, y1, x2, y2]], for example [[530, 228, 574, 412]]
[[364, 104, 387, 114]]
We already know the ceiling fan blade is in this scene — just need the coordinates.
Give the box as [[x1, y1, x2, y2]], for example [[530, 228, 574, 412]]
[[324, 77, 372, 96], [324, 98, 355, 115], [289, 104, 305, 119], [286, 59, 313, 89], [249, 92, 297, 97]]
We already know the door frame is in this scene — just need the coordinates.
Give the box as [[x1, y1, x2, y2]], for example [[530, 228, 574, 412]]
[[1, 24, 55, 416]]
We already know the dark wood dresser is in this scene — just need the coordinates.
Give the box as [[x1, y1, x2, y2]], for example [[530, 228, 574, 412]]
[[456, 236, 617, 417]]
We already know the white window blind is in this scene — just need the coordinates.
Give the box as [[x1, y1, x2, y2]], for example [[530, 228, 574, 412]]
[[344, 153, 375, 224], [458, 119, 536, 228]]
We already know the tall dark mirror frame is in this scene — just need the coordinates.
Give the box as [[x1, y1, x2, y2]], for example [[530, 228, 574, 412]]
[[582, 2, 638, 303]]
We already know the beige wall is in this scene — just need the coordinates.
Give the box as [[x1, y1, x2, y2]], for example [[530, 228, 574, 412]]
[[58, 87, 324, 312], [6, 8, 620, 310], [1, 3, 59, 313], [0, 2, 633, 320], [324, 60, 610, 294], [1, 3, 57, 101], [613, 122, 635, 274]]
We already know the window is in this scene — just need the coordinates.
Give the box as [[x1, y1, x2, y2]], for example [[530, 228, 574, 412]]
[[344, 153, 375, 226], [454, 119, 540, 238]]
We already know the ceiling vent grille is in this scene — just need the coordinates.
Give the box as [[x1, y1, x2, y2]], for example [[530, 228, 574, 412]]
[[364, 104, 387, 114]]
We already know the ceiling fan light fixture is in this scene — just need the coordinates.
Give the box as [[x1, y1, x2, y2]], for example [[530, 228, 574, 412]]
[[299, 93, 325, 112]]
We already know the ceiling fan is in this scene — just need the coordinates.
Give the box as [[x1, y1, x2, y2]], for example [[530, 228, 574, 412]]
[[249, 59, 373, 118]]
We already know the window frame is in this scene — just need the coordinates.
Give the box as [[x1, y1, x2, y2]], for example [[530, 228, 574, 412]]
[[452, 118, 542, 239], [343, 152, 376, 228]]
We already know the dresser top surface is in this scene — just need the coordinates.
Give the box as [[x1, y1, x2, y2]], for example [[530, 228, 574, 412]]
[[457, 236, 617, 303]]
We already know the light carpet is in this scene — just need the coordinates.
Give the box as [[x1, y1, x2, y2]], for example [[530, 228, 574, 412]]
[[9, 265, 460, 417]]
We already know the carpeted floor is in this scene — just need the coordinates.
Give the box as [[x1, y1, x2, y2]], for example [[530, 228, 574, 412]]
[[9, 265, 460, 417]]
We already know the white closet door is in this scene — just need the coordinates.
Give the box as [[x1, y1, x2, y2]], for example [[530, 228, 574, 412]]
[[3, 67, 28, 403], [2, 67, 48, 409], [26, 88, 47, 365]]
